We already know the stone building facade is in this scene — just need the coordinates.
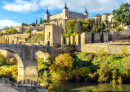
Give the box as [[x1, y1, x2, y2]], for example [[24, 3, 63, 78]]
[[45, 3, 88, 30], [45, 24, 61, 47], [93, 13, 112, 24]]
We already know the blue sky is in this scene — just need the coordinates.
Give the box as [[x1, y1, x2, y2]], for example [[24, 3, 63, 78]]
[[0, 0, 130, 29]]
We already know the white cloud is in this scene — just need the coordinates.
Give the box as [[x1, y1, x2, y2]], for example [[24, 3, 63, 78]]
[[0, 19, 21, 28], [2, 0, 130, 14], [3, 0, 39, 13], [39, 0, 130, 14]]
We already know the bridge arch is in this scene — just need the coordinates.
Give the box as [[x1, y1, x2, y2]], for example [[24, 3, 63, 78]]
[[0, 48, 24, 76], [35, 49, 50, 62]]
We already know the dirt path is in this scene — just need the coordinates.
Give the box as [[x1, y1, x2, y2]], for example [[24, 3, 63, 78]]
[[0, 83, 19, 92]]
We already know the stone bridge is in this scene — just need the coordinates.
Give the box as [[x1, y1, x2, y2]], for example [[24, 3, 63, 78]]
[[0, 43, 51, 76]]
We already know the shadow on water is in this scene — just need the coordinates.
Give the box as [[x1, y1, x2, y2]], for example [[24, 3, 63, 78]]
[[38, 77, 130, 92], [13, 75, 130, 92]]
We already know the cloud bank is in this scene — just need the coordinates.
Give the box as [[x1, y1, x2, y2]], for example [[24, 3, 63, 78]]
[[2, 0, 130, 13], [0, 19, 21, 28]]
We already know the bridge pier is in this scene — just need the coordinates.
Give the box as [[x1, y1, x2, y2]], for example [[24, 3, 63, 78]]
[[0, 44, 51, 77]]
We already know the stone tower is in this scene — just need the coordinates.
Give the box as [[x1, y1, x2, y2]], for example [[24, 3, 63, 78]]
[[45, 24, 61, 47], [62, 3, 69, 18], [83, 8, 88, 18], [45, 8, 50, 21]]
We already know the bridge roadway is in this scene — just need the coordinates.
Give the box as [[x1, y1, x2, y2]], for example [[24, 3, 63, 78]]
[[0, 43, 50, 76]]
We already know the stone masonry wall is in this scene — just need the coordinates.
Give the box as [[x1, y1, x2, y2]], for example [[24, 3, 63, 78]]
[[81, 32, 92, 44], [94, 33, 101, 43], [80, 43, 130, 54]]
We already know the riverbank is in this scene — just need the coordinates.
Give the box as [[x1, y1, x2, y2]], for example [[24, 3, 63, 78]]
[[0, 82, 19, 92]]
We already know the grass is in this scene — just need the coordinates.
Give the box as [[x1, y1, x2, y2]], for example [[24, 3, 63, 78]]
[[75, 52, 130, 73], [27, 34, 45, 43]]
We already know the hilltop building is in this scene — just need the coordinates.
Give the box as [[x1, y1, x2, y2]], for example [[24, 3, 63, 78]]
[[44, 3, 89, 30], [93, 13, 112, 24]]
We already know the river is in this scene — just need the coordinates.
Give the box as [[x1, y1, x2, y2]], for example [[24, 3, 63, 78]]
[[17, 76, 130, 92]]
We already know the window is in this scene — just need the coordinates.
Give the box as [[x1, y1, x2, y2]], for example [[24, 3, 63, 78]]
[[49, 32, 50, 36]]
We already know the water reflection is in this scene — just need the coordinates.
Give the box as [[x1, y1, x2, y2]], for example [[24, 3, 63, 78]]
[[17, 75, 130, 92], [17, 75, 38, 81]]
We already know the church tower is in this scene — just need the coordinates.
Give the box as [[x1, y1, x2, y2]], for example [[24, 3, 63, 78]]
[[45, 8, 50, 21], [62, 3, 69, 30], [62, 2, 69, 12], [83, 8, 88, 18]]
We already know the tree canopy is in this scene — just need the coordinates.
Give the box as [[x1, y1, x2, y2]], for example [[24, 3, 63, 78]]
[[66, 20, 76, 30], [25, 29, 31, 34], [113, 3, 130, 25], [30, 23, 36, 26], [6, 28, 19, 35], [74, 21, 83, 34], [21, 23, 28, 26]]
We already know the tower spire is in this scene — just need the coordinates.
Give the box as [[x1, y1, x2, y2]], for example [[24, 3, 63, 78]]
[[63, 2, 68, 9], [84, 7, 88, 13], [46, 8, 50, 14]]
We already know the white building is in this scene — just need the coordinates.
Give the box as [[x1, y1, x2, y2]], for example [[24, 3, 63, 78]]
[[45, 3, 89, 30]]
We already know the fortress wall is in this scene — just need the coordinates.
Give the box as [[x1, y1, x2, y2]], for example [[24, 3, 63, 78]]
[[80, 43, 130, 54]]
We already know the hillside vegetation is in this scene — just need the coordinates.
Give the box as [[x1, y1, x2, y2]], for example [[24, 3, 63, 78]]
[[26, 33, 45, 43]]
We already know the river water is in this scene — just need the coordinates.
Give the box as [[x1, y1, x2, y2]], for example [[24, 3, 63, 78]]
[[16, 76, 130, 92]]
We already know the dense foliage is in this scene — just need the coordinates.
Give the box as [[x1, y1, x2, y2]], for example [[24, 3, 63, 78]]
[[25, 29, 31, 34], [113, 3, 130, 25], [6, 28, 19, 35], [0, 53, 17, 80]]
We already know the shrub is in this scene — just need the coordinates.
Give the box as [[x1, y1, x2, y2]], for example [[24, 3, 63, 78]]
[[43, 70, 48, 77], [49, 53, 73, 80], [25, 29, 31, 34], [97, 63, 112, 83], [115, 27, 123, 32], [99, 49, 107, 56], [128, 36, 130, 39], [9, 66, 18, 78], [0, 53, 5, 65], [79, 67, 91, 75], [6, 58, 17, 65], [86, 53, 94, 61], [120, 46, 128, 56], [2, 35, 5, 39]]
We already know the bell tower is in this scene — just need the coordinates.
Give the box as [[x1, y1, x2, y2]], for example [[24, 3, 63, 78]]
[[45, 8, 50, 21], [83, 8, 88, 18]]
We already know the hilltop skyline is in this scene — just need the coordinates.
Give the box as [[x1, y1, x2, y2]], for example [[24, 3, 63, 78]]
[[0, 0, 130, 29]]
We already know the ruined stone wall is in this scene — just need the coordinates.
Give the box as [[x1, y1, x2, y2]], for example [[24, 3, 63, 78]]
[[80, 43, 130, 54], [81, 32, 92, 44], [94, 33, 101, 43], [103, 32, 108, 42], [5, 34, 30, 44], [112, 32, 122, 41]]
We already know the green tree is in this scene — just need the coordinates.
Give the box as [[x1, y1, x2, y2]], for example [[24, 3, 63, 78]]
[[113, 3, 130, 26], [11, 28, 19, 34], [6, 28, 19, 35], [2, 35, 5, 39], [96, 26, 103, 32], [98, 63, 112, 83], [115, 26, 124, 32], [66, 20, 76, 30], [21, 23, 28, 26], [74, 21, 83, 34], [41, 20, 50, 24], [104, 20, 109, 28], [82, 18, 95, 32], [30, 22, 36, 26], [49, 53, 73, 80], [40, 17, 42, 24], [36, 19, 38, 24], [25, 29, 31, 34]]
